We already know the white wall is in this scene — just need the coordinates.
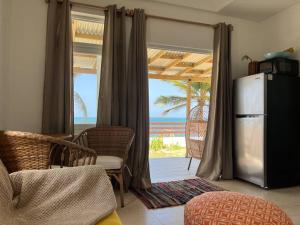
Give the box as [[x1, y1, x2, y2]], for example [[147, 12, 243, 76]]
[[261, 2, 300, 63], [2, 0, 264, 132]]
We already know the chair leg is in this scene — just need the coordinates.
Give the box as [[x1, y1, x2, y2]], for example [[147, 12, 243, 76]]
[[119, 172, 125, 208], [188, 157, 193, 170]]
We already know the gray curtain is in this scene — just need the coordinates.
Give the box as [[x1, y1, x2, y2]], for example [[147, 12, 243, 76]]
[[42, 0, 73, 135], [196, 23, 233, 180], [126, 9, 151, 189], [97, 6, 151, 189], [96, 5, 126, 126]]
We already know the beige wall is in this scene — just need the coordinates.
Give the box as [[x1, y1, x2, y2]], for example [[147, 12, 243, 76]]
[[0, 0, 4, 129], [77, 0, 264, 78], [0, 0, 10, 130], [2, 0, 264, 132], [3, 0, 47, 132], [261, 2, 300, 71]]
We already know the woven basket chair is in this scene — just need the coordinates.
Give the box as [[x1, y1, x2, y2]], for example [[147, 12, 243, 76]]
[[73, 126, 135, 207], [185, 105, 208, 170], [0, 131, 97, 173]]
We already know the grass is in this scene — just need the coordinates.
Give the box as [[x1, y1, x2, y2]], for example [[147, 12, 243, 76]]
[[149, 147, 186, 158], [149, 136, 186, 158]]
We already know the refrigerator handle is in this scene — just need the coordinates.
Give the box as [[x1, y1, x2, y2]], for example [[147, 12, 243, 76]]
[[236, 115, 264, 118]]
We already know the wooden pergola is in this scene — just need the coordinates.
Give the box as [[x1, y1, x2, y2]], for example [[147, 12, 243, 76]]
[[147, 48, 212, 118]]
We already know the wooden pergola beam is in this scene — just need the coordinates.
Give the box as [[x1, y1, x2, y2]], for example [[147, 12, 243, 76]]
[[74, 53, 98, 59], [74, 32, 103, 41], [175, 62, 194, 68], [164, 53, 191, 69], [148, 50, 166, 64], [176, 55, 212, 77], [74, 67, 97, 75], [148, 66, 165, 72], [148, 74, 211, 83], [160, 54, 185, 60], [150, 53, 191, 76]]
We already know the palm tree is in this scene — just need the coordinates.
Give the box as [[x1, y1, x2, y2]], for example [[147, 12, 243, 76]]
[[74, 91, 88, 118], [154, 80, 211, 120]]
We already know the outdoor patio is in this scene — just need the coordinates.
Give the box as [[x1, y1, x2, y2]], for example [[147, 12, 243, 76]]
[[150, 157, 200, 183]]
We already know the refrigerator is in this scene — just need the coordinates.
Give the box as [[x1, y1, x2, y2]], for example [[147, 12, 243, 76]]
[[234, 73, 300, 188]]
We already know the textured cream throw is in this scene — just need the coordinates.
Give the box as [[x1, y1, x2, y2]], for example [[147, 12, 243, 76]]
[[0, 161, 117, 225]]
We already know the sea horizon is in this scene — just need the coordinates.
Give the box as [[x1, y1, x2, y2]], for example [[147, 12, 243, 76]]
[[74, 116, 187, 124]]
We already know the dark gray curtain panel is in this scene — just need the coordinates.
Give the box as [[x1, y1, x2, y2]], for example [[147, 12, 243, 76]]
[[96, 5, 126, 126], [196, 23, 233, 180], [42, 0, 73, 135], [97, 6, 151, 189], [126, 9, 151, 189]]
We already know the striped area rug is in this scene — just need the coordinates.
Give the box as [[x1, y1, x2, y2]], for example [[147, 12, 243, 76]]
[[133, 178, 224, 209]]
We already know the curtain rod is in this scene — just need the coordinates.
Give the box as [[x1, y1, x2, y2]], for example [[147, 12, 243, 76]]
[[45, 0, 217, 28]]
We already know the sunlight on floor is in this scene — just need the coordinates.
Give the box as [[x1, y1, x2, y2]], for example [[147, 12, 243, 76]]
[[150, 157, 200, 183], [116, 157, 300, 225]]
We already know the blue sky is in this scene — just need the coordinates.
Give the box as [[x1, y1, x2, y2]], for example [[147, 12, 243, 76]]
[[74, 74, 98, 117], [149, 79, 186, 118], [74, 75, 186, 118]]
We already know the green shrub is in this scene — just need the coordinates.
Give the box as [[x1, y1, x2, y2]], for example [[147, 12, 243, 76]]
[[169, 144, 183, 150], [150, 136, 165, 151]]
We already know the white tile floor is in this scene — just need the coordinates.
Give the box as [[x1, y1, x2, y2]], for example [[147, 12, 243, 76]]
[[116, 157, 300, 225]]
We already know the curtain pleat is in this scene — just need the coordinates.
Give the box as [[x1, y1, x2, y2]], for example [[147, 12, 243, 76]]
[[97, 6, 151, 189], [96, 6, 126, 126], [126, 9, 151, 189], [42, 0, 73, 135], [196, 23, 233, 180]]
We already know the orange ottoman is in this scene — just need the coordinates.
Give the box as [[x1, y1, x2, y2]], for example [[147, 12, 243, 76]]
[[184, 191, 294, 225]]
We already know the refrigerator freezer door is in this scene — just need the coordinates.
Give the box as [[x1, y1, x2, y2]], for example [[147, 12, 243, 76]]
[[234, 116, 266, 187], [234, 73, 266, 115]]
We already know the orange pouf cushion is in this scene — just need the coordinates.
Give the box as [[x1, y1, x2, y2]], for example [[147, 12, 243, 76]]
[[184, 191, 294, 225]]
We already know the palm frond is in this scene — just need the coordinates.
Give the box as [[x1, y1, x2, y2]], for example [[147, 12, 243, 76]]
[[153, 80, 211, 116], [192, 82, 211, 92], [154, 96, 187, 106], [74, 91, 88, 118], [161, 103, 187, 115], [162, 80, 188, 93], [191, 96, 210, 101]]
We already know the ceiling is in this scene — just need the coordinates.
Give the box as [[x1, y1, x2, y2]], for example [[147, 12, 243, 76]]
[[144, 0, 300, 22]]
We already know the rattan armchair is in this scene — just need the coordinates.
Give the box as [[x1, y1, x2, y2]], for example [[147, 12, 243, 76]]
[[0, 131, 97, 173], [73, 126, 135, 207]]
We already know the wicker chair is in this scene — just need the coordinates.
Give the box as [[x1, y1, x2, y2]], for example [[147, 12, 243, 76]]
[[185, 105, 208, 170], [73, 126, 135, 208], [0, 131, 97, 173]]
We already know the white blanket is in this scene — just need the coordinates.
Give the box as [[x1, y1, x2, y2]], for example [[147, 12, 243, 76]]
[[0, 161, 117, 225]]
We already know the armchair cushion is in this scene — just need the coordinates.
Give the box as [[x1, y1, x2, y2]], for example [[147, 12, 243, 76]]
[[96, 156, 123, 170]]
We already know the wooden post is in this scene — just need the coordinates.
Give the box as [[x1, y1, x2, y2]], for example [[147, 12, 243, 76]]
[[185, 80, 192, 157], [186, 80, 192, 118]]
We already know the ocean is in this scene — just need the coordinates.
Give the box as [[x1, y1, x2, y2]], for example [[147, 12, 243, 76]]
[[74, 117, 187, 137], [74, 117, 186, 124]]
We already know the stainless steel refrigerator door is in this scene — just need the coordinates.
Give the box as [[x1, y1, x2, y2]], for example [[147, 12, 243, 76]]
[[234, 73, 266, 115], [234, 116, 266, 187]]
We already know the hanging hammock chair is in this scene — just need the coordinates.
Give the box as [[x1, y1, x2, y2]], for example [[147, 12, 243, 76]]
[[185, 104, 208, 170]]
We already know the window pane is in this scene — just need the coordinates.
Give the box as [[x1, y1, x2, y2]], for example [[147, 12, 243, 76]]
[[74, 74, 97, 124], [71, 11, 104, 128]]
